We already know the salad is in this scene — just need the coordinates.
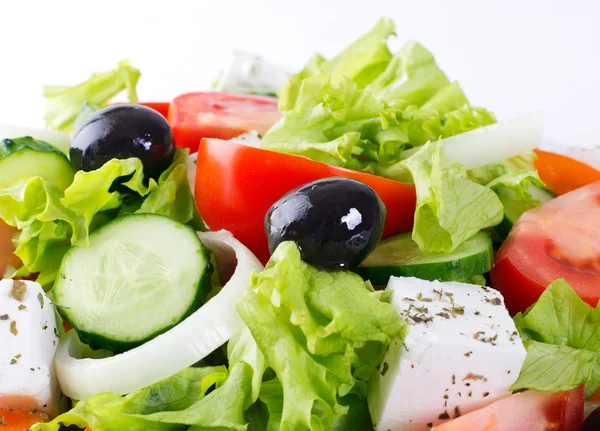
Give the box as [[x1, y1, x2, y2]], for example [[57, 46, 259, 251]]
[[1, 17, 600, 431]]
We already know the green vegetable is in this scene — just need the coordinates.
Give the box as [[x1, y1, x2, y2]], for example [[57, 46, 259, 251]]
[[0, 148, 199, 286], [44, 60, 140, 132], [236, 241, 406, 430], [33, 366, 227, 431], [468, 152, 538, 185], [512, 279, 600, 397], [280, 18, 395, 111], [487, 172, 554, 239], [381, 141, 504, 253], [53, 214, 212, 352], [0, 137, 74, 190], [357, 230, 494, 285], [263, 18, 495, 180]]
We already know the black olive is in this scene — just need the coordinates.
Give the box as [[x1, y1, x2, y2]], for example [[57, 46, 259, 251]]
[[581, 406, 600, 431], [70, 105, 175, 179], [265, 177, 386, 270]]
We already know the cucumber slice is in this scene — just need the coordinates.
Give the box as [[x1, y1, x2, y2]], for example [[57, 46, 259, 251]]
[[0, 137, 74, 189], [0, 123, 71, 155], [357, 231, 494, 285], [53, 214, 212, 353]]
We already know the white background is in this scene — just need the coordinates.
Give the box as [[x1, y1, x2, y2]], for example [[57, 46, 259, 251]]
[[0, 0, 598, 148]]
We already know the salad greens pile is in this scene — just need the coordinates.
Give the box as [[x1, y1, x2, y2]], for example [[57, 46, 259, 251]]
[[37, 242, 405, 431], [263, 18, 495, 172]]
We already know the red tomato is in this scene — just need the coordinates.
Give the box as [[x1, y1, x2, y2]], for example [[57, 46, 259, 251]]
[[535, 149, 600, 195], [0, 407, 49, 431], [432, 387, 584, 431], [490, 180, 600, 314], [139, 102, 170, 118], [0, 220, 19, 276], [195, 138, 416, 263], [168, 93, 281, 152]]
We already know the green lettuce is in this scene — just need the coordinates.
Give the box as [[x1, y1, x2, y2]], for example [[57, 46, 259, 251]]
[[486, 171, 551, 239], [512, 279, 600, 397], [236, 241, 406, 430], [468, 152, 537, 186], [467, 152, 553, 240], [264, 19, 496, 181], [0, 148, 200, 286], [33, 366, 227, 431], [44, 60, 140, 132], [379, 141, 504, 253], [279, 18, 395, 111]]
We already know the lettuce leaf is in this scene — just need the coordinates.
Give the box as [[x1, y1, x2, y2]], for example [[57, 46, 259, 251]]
[[44, 60, 140, 132], [236, 241, 406, 430], [33, 365, 228, 431], [512, 279, 600, 397], [265, 19, 495, 183], [279, 18, 395, 111], [379, 141, 504, 253], [487, 171, 550, 238], [468, 152, 538, 186], [511, 340, 600, 396], [370, 40, 450, 106], [0, 148, 198, 286]]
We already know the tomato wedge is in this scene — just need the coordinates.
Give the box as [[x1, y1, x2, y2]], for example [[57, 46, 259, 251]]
[[432, 387, 584, 431], [195, 138, 416, 263], [0, 408, 49, 431], [139, 102, 170, 118], [168, 93, 281, 153], [535, 149, 600, 195], [491, 180, 600, 313], [0, 220, 18, 276]]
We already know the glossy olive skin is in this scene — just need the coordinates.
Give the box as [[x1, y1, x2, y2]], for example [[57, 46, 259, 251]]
[[70, 105, 175, 179], [265, 177, 386, 270], [581, 407, 600, 431]]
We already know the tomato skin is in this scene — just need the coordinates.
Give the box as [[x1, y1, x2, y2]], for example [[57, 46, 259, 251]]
[[195, 138, 416, 263], [432, 386, 584, 431], [139, 102, 170, 118], [169, 93, 280, 153], [490, 180, 600, 314], [535, 149, 600, 195], [490, 238, 549, 314], [0, 220, 19, 276], [0, 408, 49, 431]]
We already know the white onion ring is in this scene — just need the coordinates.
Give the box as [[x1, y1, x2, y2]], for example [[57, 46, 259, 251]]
[[55, 230, 263, 400], [402, 112, 544, 169]]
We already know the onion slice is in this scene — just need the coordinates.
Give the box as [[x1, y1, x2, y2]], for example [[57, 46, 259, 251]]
[[402, 112, 544, 169], [55, 230, 263, 400], [0, 123, 71, 154]]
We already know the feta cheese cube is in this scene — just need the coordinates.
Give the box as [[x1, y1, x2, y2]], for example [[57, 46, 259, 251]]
[[368, 277, 526, 431], [0, 279, 61, 416]]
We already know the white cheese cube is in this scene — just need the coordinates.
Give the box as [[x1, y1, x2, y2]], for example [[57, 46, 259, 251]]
[[368, 277, 526, 431], [0, 279, 61, 416]]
